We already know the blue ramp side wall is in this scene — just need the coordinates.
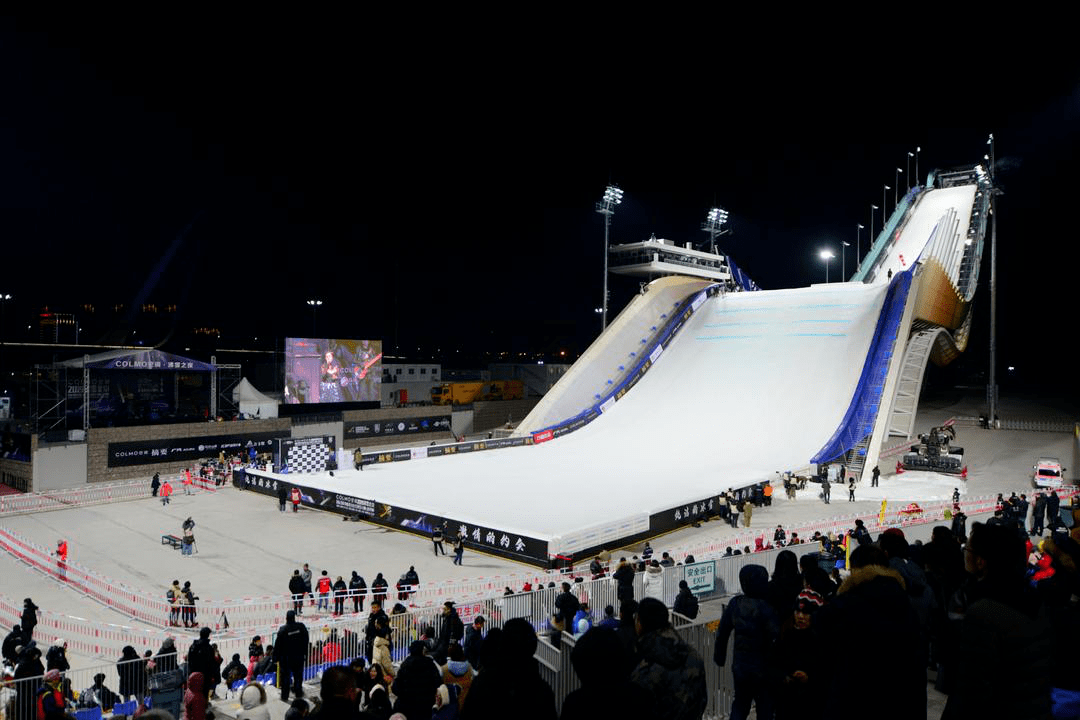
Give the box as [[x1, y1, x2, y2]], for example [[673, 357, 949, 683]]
[[811, 270, 913, 464]]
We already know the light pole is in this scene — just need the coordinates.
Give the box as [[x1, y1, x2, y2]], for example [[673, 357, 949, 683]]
[[907, 152, 914, 188], [701, 206, 729, 255], [895, 168, 902, 205], [856, 224, 864, 271], [595, 184, 624, 332], [0, 293, 10, 396], [306, 299, 323, 336], [870, 205, 879, 249], [883, 186, 890, 222], [841, 241, 850, 280], [915, 146, 921, 185], [819, 249, 835, 283]]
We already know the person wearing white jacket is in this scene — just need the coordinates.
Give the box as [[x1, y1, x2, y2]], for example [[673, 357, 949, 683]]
[[642, 559, 665, 602], [235, 681, 271, 720]]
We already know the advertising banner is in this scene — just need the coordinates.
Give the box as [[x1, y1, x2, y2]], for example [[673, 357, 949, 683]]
[[107, 431, 287, 468], [344, 415, 451, 439], [241, 470, 549, 565], [649, 495, 718, 535]]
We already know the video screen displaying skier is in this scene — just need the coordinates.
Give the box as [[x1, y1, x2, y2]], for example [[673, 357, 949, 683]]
[[284, 338, 382, 404]]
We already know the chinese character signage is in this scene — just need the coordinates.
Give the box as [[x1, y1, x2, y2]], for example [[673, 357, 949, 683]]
[[684, 560, 716, 594]]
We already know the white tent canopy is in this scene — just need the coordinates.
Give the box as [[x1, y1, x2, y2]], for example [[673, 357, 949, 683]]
[[233, 378, 279, 418]]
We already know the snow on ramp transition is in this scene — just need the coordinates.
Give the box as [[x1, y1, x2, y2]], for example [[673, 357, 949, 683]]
[[347, 280, 888, 549]]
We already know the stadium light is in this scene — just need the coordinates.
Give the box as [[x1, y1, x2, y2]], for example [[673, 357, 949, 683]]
[[701, 206, 730, 254], [895, 168, 902, 205], [595, 185, 624, 333], [819, 249, 835, 283], [306, 299, 323, 336], [841, 241, 851, 280], [883, 185, 890, 219]]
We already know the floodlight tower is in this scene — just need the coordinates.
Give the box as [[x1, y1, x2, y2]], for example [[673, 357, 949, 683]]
[[306, 299, 323, 336], [819, 249, 835, 283], [701, 206, 730, 255], [595, 185, 624, 332]]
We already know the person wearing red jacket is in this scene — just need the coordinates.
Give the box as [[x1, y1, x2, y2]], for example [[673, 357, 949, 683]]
[[161, 480, 173, 506], [56, 540, 68, 581], [316, 571, 332, 612], [290, 487, 301, 512]]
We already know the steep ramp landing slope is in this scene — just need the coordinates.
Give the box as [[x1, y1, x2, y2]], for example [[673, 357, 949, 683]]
[[354, 280, 890, 541]]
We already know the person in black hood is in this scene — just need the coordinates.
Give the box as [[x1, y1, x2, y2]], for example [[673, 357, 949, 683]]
[[462, 617, 556, 720], [348, 571, 367, 613], [632, 597, 708, 720], [767, 550, 804, 620], [117, 645, 146, 701], [20, 599, 38, 640], [273, 610, 309, 702], [2, 624, 23, 665], [715, 564, 780, 720], [815, 544, 925, 720], [13, 646, 45, 720]]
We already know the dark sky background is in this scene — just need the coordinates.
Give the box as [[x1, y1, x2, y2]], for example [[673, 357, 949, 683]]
[[2, 19, 1078, 401]]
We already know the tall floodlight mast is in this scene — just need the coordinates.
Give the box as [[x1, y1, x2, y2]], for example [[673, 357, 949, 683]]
[[701, 207, 730, 255], [595, 185, 624, 332]]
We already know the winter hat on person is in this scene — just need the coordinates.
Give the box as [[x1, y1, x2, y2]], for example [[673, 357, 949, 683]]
[[881, 527, 905, 541], [54, 637, 65, 647], [44, 669, 61, 683], [794, 589, 824, 614]]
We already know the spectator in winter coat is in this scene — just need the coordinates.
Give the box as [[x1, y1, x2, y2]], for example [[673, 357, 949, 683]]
[[1047, 490, 1062, 531], [461, 618, 556, 720], [288, 570, 306, 614], [154, 637, 178, 673], [572, 604, 593, 635], [236, 681, 272, 720], [554, 583, 581, 629], [117, 645, 145, 701], [462, 616, 485, 671], [774, 590, 826, 720], [348, 571, 367, 613], [273, 610, 310, 702], [392, 641, 442, 720], [223, 653, 248, 686], [332, 576, 348, 616], [642, 560, 664, 601], [13, 647, 45, 720], [598, 605, 619, 630], [815, 544, 925, 720], [632, 597, 708, 720], [247, 635, 265, 679], [372, 633, 394, 679], [35, 669, 66, 720], [672, 580, 699, 620], [371, 573, 389, 607], [561, 627, 652, 720], [941, 522, 1054, 720], [183, 671, 209, 720], [742, 499, 753, 527], [767, 550, 804, 621], [1, 625, 22, 666], [78, 672, 119, 711], [364, 601, 388, 662], [715, 564, 780, 720], [20, 599, 37, 641], [613, 558, 635, 603], [442, 642, 473, 711], [187, 627, 216, 689], [434, 601, 465, 665]]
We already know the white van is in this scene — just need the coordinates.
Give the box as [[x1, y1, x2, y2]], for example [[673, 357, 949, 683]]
[[1032, 458, 1066, 488]]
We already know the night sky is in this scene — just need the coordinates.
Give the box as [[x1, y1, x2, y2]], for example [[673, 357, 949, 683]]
[[2, 20, 1078, 400]]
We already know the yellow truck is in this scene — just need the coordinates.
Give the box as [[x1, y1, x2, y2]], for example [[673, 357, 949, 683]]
[[431, 380, 523, 405]]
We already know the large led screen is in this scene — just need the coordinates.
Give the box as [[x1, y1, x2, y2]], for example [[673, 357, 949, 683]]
[[285, 338, 382, 404]]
